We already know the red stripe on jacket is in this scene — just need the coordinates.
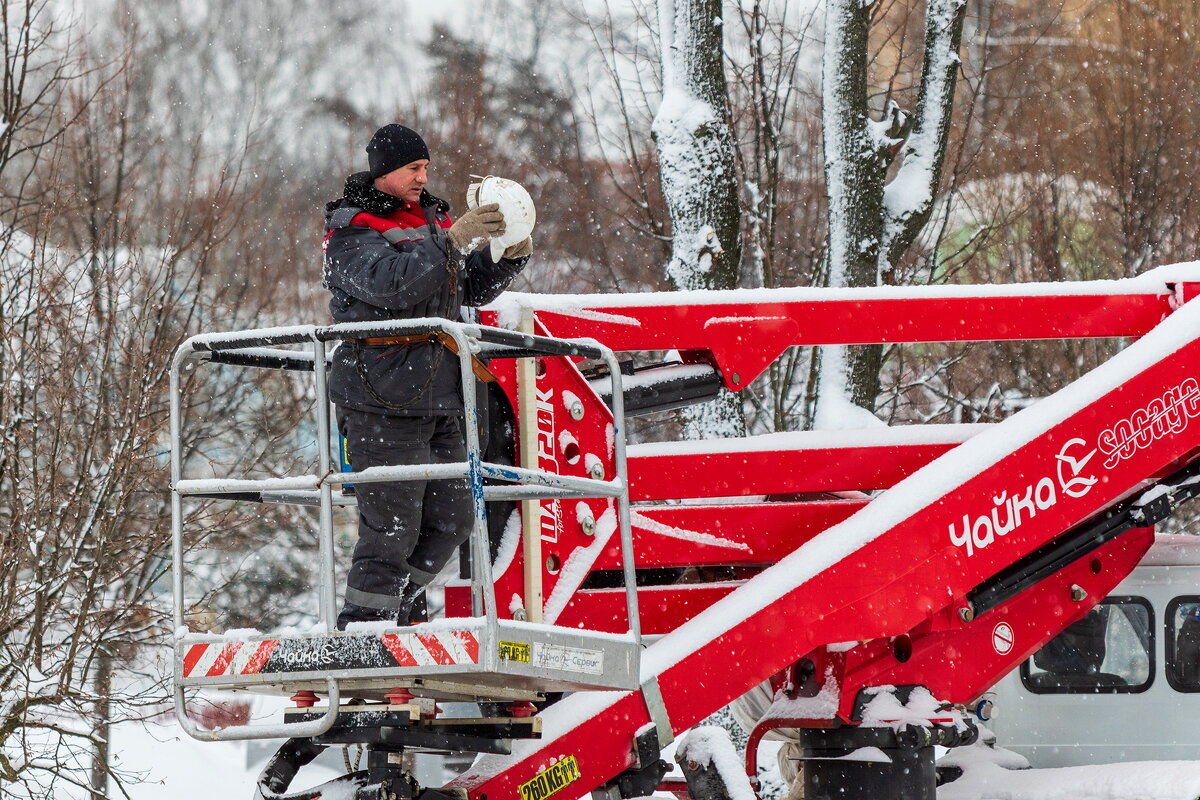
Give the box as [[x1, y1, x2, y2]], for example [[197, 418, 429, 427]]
[[351, 202, 453, 237]]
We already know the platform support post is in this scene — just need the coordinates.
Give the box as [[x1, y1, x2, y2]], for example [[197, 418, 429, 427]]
[[311, 336, 338, 630], [516, 305, 544, 623]]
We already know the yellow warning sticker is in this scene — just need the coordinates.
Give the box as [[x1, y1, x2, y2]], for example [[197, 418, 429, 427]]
[[518, 756, 582, 800], [498, 640, 531, 663]]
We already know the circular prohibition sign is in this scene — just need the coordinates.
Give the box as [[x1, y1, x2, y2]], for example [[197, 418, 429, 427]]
[[991, 621, 1015, 655]]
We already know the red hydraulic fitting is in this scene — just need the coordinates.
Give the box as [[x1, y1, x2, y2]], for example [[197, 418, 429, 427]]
[[507, 701, 537, 718], [290, 690, 318, 708], [386, 687, 415, 705]]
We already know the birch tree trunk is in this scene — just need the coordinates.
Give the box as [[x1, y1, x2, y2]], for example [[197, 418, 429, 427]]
[[88, 651, 112, 798], [815, 0, 967, 425], [654, 0, 745, 439]]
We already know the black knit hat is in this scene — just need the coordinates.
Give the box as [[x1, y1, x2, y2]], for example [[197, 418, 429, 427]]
[[367, 124, 430, 179]]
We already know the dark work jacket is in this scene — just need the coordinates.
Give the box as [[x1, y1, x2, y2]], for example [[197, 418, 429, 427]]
[[322, 174, 527, 416]]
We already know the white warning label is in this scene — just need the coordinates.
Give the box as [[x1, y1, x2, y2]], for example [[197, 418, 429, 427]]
[[532, 642, 604, 675]]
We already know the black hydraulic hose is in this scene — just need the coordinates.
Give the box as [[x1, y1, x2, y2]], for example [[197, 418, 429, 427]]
[[968, 458, 1200, 617], [254, 738, 369, 800]]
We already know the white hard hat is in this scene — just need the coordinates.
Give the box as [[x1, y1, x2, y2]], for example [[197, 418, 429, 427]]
[[467, 176, 536, 261]]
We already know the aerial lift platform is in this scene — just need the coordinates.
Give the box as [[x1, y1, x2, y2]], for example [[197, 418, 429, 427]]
[[169, 265, 1200, 799]]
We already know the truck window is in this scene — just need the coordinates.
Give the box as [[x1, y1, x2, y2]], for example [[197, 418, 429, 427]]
[[1166, 596, 1200, 692], [1020, 596, 1154, 694]]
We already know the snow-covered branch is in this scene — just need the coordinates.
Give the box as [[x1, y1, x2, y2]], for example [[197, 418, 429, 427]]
[[817, 0, 966, 420], [881, 0, 968, 270]]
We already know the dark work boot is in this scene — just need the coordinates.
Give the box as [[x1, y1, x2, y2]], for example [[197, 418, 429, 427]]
[[336, 602, 394, 632], [395, 581, 428, 626]]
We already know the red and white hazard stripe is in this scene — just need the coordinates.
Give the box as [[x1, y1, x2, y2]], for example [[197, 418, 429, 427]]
[[182, 640, 278, 678], [381, 631, 480, 667], [180, 630, 479, 678]]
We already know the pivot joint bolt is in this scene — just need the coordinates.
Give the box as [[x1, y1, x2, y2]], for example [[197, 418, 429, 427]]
[[568, 401, 585, 421], [1070, 584, 1088, 602], [580, 515, 596, 536], [958, 606, 975, 623]]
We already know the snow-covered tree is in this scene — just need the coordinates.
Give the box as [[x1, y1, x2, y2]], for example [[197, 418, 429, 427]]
[[653, 0, 746, 439], [0, 10, 309, 794], [815, 0, 966, 424]]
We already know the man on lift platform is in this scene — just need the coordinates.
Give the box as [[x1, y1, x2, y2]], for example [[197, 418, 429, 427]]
[[321, 124, 532, 630]]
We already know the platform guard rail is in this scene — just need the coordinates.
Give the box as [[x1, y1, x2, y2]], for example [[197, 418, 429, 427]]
[[168, 318, 640, 740]]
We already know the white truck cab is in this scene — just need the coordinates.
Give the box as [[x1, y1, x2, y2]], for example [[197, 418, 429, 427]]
[[988, 534, 1200, 766]]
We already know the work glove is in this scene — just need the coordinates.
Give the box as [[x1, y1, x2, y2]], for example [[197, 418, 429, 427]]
[[502, 236, 533, 260], [447, 203, 506, 254]]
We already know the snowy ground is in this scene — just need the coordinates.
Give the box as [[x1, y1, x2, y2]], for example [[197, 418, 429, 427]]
[[106, 714, 342, 798], [98, 658, 1200, 800], [938, 734, 1200, 800], [106, 714, 1200, 800], [942, 761, 1200, 800]]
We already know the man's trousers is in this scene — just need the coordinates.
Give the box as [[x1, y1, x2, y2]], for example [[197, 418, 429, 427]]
[[337, 409, 473, 620]]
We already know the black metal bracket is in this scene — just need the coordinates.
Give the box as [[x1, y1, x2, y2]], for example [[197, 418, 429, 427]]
[[257, 732, 478, 800], [284, 705, 540, 756], [848, 686, 979, 750], [593, 727, 671, 800]]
